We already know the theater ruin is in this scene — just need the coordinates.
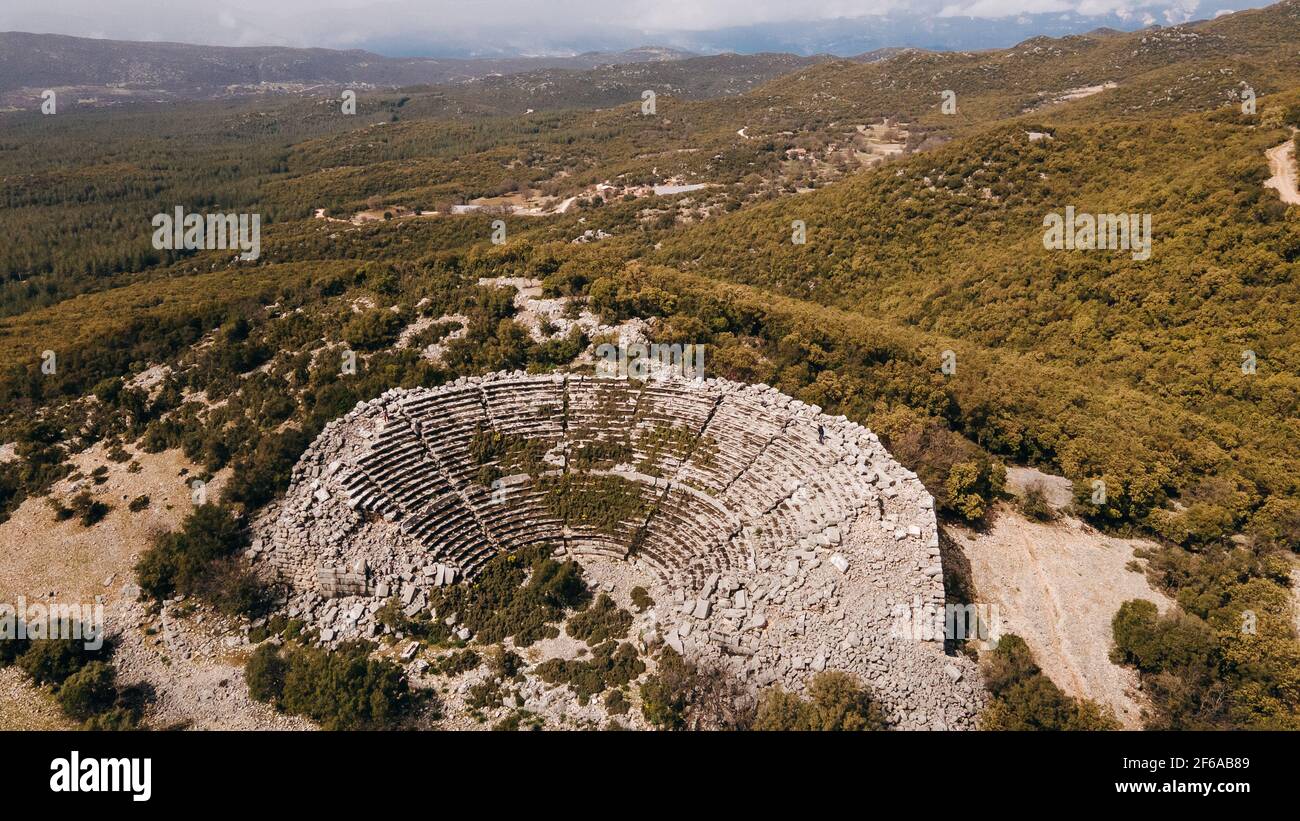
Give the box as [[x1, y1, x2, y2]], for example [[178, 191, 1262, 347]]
[[259, 371, 984, 728]]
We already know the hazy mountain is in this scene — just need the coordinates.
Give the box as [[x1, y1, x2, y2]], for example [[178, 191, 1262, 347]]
[[0, 31, 694, 98], [342, 4, 1258, 57]]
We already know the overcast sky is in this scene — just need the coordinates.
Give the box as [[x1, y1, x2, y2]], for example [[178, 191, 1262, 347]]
[[0, 0, 1264, 54]]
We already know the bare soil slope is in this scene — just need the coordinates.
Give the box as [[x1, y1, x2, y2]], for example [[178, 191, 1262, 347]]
[[948, 505, 1171, 728]]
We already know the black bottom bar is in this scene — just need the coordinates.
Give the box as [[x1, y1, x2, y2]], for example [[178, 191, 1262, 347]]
[[6, 730, 1285, 809]]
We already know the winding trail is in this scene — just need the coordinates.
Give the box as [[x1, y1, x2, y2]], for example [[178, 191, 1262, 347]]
[[1264, 133, 1300, 205]]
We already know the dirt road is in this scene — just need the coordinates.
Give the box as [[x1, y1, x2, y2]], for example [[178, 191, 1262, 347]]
[[1264, 135, 1300, 205]]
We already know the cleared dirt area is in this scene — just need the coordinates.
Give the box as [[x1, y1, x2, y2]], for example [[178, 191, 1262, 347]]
[[1004, 466, 1074, 508], [0, 443, 282, 730], [0, 443, 223, 604], [947, 504, 1171, 728], [1265, 135, 1300, 205], [0, 667, 73, 730]]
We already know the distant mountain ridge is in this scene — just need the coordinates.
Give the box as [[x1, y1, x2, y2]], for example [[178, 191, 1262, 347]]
[[332, 3, 1254, 57], [0, 31, 695, 97]]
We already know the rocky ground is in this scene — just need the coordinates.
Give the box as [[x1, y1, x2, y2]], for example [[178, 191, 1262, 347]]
[[951, 501, 1171, 728]]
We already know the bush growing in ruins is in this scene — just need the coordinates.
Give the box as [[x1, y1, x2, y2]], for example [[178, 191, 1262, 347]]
[[535, 640, 645, 704], [135, 503, 267, 616], [566, 594, 632, 645], [374, 596, 450, 644], [246, 640, 418, 730], [630, 587, 654, 613], [429, 544, 589, 648], [540, 473, 652, 535], [195, 558, 271, 617], [635, 423, 711, 477], [433, 649, 481, 676], [753, 672, 884, 731], [639, 647, 753, 730], [468, 424, 549, 481], [979, 635, 1118, 730], [569, 437, 633, 470]]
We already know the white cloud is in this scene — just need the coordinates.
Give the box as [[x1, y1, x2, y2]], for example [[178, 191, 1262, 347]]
[[0, 0, 1264, 50]]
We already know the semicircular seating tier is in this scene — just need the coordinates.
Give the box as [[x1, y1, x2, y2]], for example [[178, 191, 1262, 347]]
[[272, 371, 940, 599]]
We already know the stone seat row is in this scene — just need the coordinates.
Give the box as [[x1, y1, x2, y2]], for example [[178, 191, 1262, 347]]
[[325, 376, 908, 586]]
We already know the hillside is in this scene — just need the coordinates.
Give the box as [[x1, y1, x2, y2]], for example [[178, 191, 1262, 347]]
[[0, 31, 693, 101]]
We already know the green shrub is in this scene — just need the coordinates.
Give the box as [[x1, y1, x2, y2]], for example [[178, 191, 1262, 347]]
[[981, 676, 1119, 731], [979, 634, 1118, 730], [604, 689, 630, 715], [57, 661, 118, 721], [195, 558, 272, 617], [639, 647, 751, 730], [493, 709, 543, 731], [1020, 482, 1057, 522], [1114, 545, 1300, 729], [753, 672, 884, 731], [485, 645, 524, 679], [82, 705, 145, 731], [135, 503, 266, 616], [245, 643, 289, 704], [17, 636, 109, 686], [342, 308, 407, 351], [979, 634, 1039, 694], [873, 407, 1004, 522], [466, 679, 502, 710], [429, 544, 588, 647], [0, 629, 29, 666], [639, 649, 691, 730], [247, 640, 418, 730], [539, 473, 653, 534], [630, 587, 654, 613], [224, 427, 311, 508], [374, 596, 450, 644], [55, 491, 111, 526], [535, 641, 645, 703], [433, 649, 481, 676], [566, 594, 632, 645]]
